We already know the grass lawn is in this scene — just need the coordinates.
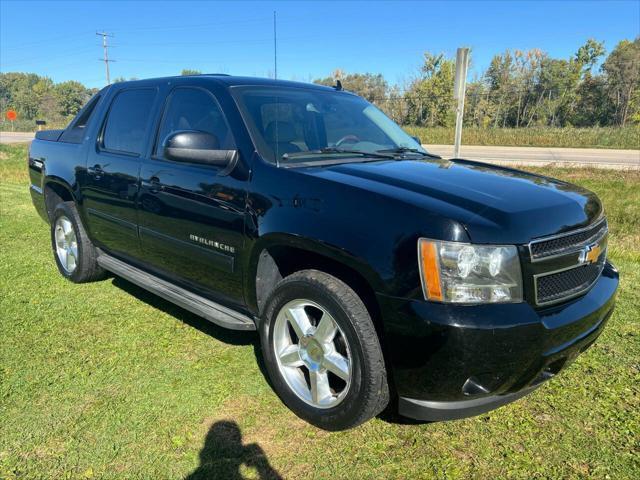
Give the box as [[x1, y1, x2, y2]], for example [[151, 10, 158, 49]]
[[1, 143, 638, 479], [403, 125, 640, 150]]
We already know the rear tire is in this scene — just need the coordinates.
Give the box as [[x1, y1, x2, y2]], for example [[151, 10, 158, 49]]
[[260, 269, 389, 430], [51, 202, 105, 283]]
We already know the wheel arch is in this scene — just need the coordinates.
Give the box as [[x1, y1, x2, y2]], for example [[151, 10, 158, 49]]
[[247, 234, 385, 336], [43, 178, 76, 221]]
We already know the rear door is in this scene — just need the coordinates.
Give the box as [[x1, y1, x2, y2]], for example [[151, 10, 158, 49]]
[[137, 85, 247, 307], [82, 87, 159, 259]]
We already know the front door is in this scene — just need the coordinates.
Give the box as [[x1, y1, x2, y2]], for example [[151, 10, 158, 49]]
[[82, 87, 159, 258], [137, 86, 247, 307]]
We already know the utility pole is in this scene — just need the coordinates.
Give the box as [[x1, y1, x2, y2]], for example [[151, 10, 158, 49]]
[[273, 11, 277, 79], [96, 32, 114, 85], [453, 47, 470, 158]]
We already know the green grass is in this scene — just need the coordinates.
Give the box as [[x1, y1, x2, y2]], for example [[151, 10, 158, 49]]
[[404, 125, 640, 150], [1, 143, 639, 479]]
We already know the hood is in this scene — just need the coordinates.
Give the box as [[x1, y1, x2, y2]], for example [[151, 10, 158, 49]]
[[296, 158, 603, 244]]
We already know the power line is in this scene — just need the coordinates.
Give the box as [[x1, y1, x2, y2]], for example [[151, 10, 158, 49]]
[[108, 16, 269, 32], [113, 38, 273, 48], [96, 32, 115, 85], [1, 30, 95, 52], [0, 46, 97, 68], [116, 58, 230, 65]]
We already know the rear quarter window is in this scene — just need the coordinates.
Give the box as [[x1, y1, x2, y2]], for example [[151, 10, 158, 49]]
[[101, 88, 157, 155], [58, 94, 102, 144]]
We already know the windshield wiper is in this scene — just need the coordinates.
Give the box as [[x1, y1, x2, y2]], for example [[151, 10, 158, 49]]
[[376, 147, 442, 159], [282, 147, 395, 161]]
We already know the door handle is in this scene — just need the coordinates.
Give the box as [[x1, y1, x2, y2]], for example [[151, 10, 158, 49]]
[[87, 164, 104, 180], [148, 176, 163, 193]]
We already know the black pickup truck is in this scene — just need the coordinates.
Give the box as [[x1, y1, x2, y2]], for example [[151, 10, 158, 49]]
[[28, 75, 618, 430]]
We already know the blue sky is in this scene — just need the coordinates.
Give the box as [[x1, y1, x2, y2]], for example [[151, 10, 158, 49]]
[[1, 0, 638, 89]]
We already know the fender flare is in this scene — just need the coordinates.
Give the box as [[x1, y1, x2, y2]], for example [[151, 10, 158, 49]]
[[243, 232, 386, 315], [42, 176, 77, 219]]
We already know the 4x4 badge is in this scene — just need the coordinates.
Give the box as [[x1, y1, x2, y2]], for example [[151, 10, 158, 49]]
[[579, 243, 602, 265]]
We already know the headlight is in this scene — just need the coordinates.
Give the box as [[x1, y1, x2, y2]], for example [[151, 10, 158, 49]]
[[418, 239, 523, 304]]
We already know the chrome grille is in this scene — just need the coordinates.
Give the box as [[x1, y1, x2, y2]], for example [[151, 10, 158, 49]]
[[535, 262, 605, 305], [530, 218, 608, 306], [529, 218, 608, 261]]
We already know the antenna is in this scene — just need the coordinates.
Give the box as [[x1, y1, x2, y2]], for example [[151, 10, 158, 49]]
[[96, 31, 115, 85], [273, 11, 277, 79]]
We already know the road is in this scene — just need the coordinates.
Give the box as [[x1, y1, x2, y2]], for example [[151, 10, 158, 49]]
[[1, 131, 638, 169], [0, 132, 36, 144], [425, 144, 640, 169]]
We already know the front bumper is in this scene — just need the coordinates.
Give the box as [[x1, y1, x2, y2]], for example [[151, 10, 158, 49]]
[[378, 261, 619, 421]]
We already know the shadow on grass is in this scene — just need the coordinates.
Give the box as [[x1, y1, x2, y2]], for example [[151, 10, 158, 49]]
[[111, 276, 423, 428], [185, 420, 283, 480], [110, 278, 283, 477], [376, 401, 430, 426], [111, 277, 274, 388], [112, 276, 256, 346]]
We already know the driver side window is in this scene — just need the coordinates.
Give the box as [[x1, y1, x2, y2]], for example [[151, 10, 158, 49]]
[[155, 87, 234, 157]]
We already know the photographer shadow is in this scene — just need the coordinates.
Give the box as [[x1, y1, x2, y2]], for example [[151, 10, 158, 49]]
[[185, 420, 282, 480], [106, 279, 281, 478]]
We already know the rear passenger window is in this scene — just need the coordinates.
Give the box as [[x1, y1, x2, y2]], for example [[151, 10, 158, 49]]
[[155, 87, 234, 156], [59, 94, 101, 144], [102, 89, 157, 155]]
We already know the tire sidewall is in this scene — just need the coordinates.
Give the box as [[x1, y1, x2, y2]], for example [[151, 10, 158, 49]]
[[261, 275, 375, 430], [51, 203, 86, 282]]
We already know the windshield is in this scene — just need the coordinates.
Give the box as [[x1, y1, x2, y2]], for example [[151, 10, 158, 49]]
[[231, 85, 428, 164]]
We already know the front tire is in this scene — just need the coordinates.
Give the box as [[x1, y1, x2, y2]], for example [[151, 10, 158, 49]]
[[260, 270, 389, 430], [51, 202, 105, 283]]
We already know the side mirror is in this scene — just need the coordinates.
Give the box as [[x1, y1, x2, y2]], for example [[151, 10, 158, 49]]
[[163, 130, 238, 168], [412, 136, 422, 145]]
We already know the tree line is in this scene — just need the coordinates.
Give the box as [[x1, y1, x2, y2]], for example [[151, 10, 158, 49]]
[[0, 70, 207, 128], [314, 38, 639, 128], [1, 38, 637, 130], [0, 70, 198, 128], [0, 73, 97, 128]]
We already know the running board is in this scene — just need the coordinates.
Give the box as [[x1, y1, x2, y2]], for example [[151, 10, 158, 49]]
[[97, 254, 256, 331]]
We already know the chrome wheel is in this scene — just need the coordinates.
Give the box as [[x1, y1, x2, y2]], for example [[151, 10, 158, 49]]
[[54, 215, 78, 273], [273, 299, 352, 409]]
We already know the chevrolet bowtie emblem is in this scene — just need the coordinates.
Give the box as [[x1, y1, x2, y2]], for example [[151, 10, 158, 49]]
[[580, 243, 602, 264]]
